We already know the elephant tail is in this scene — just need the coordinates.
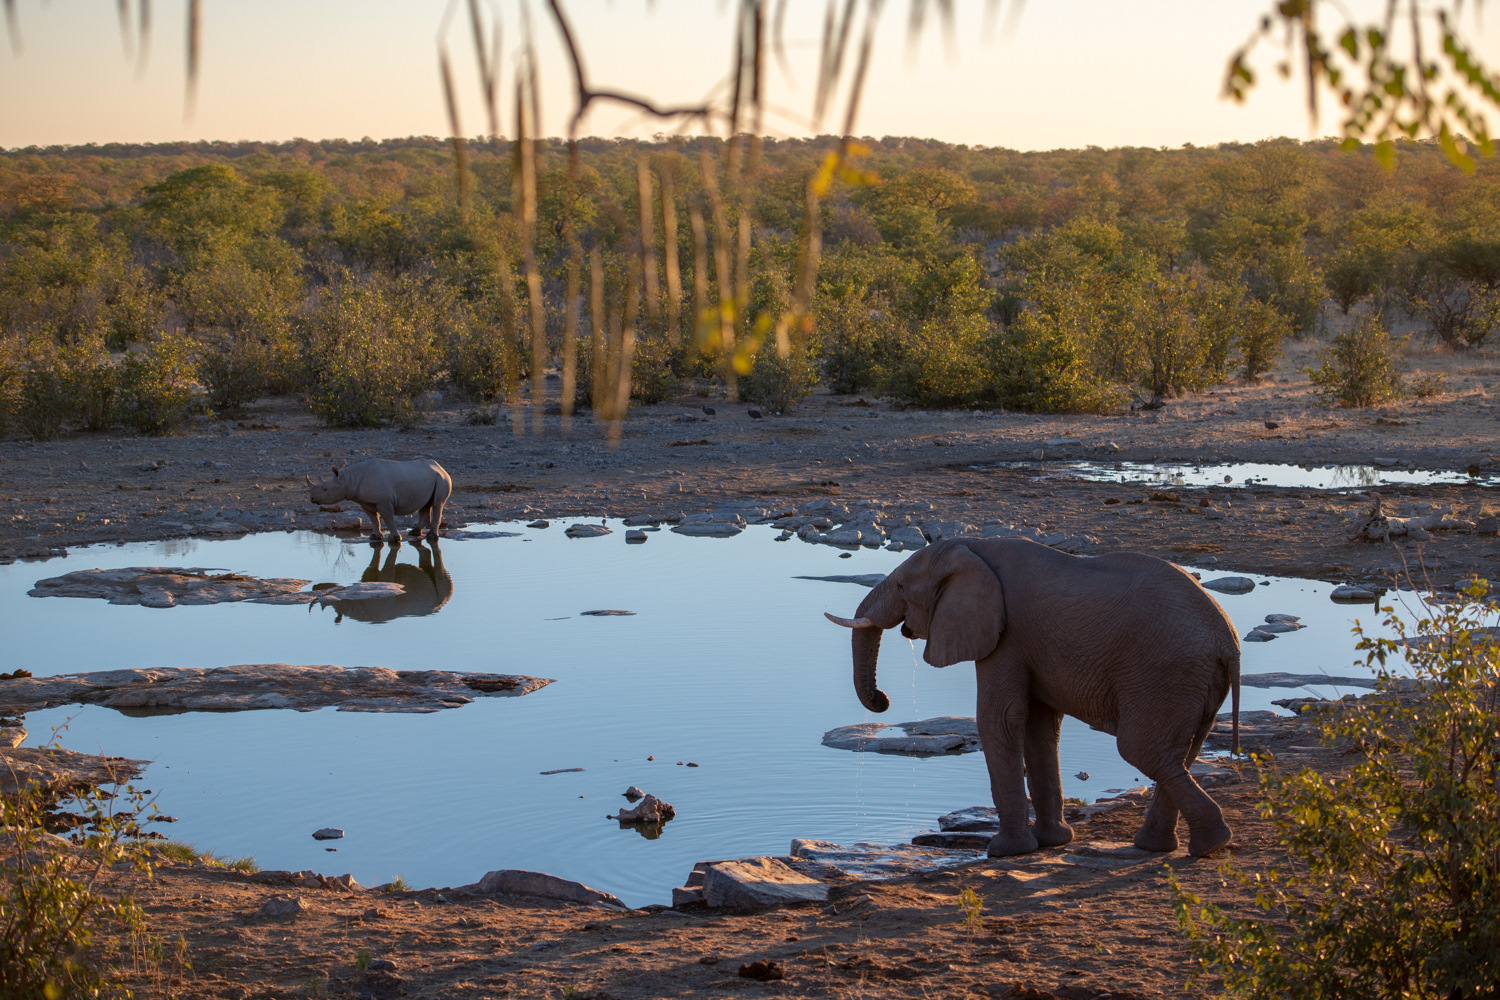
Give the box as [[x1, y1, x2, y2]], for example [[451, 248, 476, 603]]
[[1227, 651, 1241, 756]]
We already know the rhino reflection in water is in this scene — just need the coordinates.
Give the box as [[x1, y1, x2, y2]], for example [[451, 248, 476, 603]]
[[325, 539, 453, 624]]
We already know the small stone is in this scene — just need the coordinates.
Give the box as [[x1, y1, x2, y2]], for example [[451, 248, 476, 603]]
[[565, 523, 612, 538], [1201, 576, 1256, 594], [625, 529, 648, 543], [580, 609, 635, 616], [623, 786, 645, 800], [527, 519, 550, 528], [1330, 584, 1377, 602], [312, 828, 344, 840], [738, 960, 785, 981], [1075, 771, 1090, 781], [1265, 613, 1300, 623], [257, 895, 307, 917], [1243, 628, 1277, 642]]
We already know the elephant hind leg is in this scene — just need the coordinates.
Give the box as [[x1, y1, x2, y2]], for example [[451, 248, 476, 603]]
[[1119, 724, 1228, 856]]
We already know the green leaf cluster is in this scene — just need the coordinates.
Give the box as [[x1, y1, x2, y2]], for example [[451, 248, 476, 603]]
[[1173, 581, 1500, 999]]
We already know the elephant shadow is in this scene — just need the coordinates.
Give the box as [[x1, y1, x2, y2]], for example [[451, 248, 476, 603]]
[[327, 539, 454, 624]]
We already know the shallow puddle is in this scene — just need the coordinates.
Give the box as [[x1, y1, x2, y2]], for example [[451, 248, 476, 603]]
[[980, 460, 1489, 490], [0, 523, 1418, 906]]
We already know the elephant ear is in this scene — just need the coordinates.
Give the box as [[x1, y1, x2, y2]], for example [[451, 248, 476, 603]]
[[924, 543, 1004, 667]]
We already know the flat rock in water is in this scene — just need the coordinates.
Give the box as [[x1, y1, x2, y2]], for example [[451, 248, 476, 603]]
[[1330, 584, 1377, 602], [1255, 621, 1305, 633], [0, 664, 553, 716], [793, 574, 887, 588], [625, 529, 647, 543], [312, 828, 344, 840], [527, 519, 550, 528], [564, 523, 612, 538], [671, 522, 744, 537], [789, 839, 978, 881], [0, 746, 147, 795], [471, 869, 624, 908], [448, 530, 521, 540], [1241, 672, 1378, 689], [1243, 628, 1276, 642], [701, 857, 829, 910], [580, 609, 635, 616], [1201, 576, 1256, 594], [822, 717, 982, 756], [911, 830, 992, 850], [30, 567, 313, 608], [938, 805, 1000, 831]]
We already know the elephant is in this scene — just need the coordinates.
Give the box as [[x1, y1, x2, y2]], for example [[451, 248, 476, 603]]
[[326, 538, 453, 624], [826, 537, 1240, 858]]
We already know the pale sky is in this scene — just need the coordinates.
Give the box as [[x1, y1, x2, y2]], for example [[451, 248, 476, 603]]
[[3, 1, 1496, 151]]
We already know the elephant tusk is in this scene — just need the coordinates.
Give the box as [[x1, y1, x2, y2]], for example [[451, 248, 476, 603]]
[[825, 612, 877, 629]]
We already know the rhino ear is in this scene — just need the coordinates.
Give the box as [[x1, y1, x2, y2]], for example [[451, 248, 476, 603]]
[[331, 465, 339, 479]]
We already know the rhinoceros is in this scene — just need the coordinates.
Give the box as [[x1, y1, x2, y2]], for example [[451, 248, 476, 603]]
[[308, 458, 452, 543]]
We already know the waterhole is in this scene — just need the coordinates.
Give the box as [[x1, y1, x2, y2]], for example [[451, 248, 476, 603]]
[[2, 522, 1416, 905]]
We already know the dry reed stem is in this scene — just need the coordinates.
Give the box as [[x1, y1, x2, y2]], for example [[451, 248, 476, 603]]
[[590, 247, 606, 417], [659, 156, 684, 346], [562, 244, 580, 432], [636, 160, 659, 320]]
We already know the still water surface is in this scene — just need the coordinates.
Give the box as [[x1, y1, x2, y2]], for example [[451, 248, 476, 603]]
[[1, 523, 1410, 906], [985, 460, 1487, 490]]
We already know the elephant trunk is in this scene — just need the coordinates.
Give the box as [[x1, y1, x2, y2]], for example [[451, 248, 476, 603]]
[[852, 624, 890, 713], [849, 583, 905, 714]]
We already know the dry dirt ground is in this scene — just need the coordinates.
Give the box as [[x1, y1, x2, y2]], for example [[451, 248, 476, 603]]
[[111, 713, 1328, 1000], [2, 340, 1496, 998]]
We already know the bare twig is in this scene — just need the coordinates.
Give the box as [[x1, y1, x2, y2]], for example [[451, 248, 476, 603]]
[[546, 0, 712, 137]]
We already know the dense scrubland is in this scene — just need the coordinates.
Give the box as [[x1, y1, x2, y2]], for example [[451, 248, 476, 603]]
[[0, 134, 1492, 439]]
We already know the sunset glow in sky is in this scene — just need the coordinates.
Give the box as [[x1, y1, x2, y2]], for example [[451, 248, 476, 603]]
[[5, 1, 1499, 150]]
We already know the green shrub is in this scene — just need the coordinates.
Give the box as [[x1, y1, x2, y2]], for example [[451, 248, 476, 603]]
[[64, 337, 120, 432], [195, 333, 272, 415], [1173, 581, 1500, 1000], [118, 333, 197, 435], [740, 333, 819, 413], [878, 314, 990, 409], [990, 311, 1122, 413], [17, 347, 72, 441], [630, 330, 685, 406], [0, 775, 160, 999], [1306, 318, 1405, 407], [301, 272, 442, 428]]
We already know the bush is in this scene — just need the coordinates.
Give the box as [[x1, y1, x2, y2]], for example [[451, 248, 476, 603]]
[[118, 333, 197, 435], [195, 332, 273, 415], [16, 346, 72, 441], [630, 330, 684, 405], [1173, 581, 1500, 999], [740, 334, 819, 413], [990, 311, 1122, 413], [0, 774, 162, 999], [301, 272, 442, 428], [1306, 317, 1405, 407]]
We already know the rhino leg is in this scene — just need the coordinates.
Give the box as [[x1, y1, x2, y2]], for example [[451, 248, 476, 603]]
[[358, 502, 384, 543], [427, 490, 447, 539], [374, 502, 401, 542]]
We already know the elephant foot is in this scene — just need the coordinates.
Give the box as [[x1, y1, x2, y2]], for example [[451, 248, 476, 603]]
[[407, 528, 424, 537], [1133, 827, 1179, 853], [368, 535, 384, 546], [986, 829, 1039, 858], [1187, 820, 1233, 858], [1033, 820, 1074, 849], [386, 534, 403, 544]]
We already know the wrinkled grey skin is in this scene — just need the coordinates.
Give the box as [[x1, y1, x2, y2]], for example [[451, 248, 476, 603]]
[[837, 538, 1240, 859], [308, 459, 452, 543], [326, 539, 453, 625]]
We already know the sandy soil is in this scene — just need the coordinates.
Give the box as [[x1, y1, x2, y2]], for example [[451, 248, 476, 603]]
[[102, 707, 1332, 1000], [2, 340, 1495, 998]]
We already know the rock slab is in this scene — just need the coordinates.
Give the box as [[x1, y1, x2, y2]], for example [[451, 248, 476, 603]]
[[0, 664, 554, 716], [473, 869, 625, 908], [701, 857, 829, 910]]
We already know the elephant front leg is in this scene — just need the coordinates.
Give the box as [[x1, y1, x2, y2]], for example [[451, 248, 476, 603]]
[[1024, 703, 1073, 849], [976, 665, 1037, 857]]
